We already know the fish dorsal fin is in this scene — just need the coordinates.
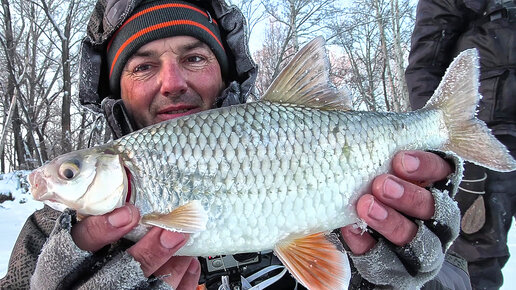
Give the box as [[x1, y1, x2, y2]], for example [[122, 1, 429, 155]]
[[274, 232, 351, 289], [142, 200, 208, 233], [261, 36, 352, 111]]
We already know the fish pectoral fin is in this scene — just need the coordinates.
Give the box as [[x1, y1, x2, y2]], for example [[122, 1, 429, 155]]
[[274, 232, 351, 290], [142, 200, 208, 233]]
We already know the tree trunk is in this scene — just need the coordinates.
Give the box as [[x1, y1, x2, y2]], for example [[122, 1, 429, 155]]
[[0, 92, 17, 167], [61, 41, 72, 152], [12, 106, 26, 169], [1, 0, 26, 169], [390, 0, 409, 111], [373, 0, 395, 111]]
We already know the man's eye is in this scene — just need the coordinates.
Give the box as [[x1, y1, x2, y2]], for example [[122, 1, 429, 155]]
[[133, 64, 151, 73], [186, 55, 205, 63]]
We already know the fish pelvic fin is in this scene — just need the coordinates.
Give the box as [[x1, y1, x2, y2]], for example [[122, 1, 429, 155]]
[[423, 49, 516, 172], [261, 36, 352, 111], [274, 232, 350, 290], [142, 200, 208, 233]]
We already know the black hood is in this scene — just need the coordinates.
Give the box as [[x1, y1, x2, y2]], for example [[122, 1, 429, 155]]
[[78, 0, 257, 112]]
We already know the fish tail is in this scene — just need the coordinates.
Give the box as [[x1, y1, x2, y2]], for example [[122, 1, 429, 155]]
[[422, 49, 516, 172]]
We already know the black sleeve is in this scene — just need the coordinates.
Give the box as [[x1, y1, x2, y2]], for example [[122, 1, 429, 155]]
[[405, 0, 476, 109]]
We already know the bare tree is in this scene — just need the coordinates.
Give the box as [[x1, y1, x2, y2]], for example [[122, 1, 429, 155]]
[[0, 0, 95, 171], [38, 0, 90, 153], [329, 0, 415, 112], [260, 0, 343, 80], [253, 20, 289, 96], [0, 0, 27, 169], [228, 0, 267, 36]]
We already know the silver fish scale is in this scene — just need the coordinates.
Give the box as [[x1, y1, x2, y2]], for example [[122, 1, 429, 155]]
[[113, 102, 447, 256]]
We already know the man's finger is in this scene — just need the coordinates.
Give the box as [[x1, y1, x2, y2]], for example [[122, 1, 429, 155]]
[[127, 228, 188, 277], [340, 225, 376, 255], [392, 151, 453, 187], [371, 174, 435, 220], [176, 259, 201, 289], [356, 194, 418, 246], [155, 256, 200, 289], [71, 204, 140, 252]]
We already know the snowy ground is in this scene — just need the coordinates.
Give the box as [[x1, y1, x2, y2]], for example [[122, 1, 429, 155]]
[[0, 171, 44, 277], [0, 171, 515, 288]]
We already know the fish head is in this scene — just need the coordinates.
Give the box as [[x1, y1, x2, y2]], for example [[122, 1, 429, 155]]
[[29, 147, 128, 217]]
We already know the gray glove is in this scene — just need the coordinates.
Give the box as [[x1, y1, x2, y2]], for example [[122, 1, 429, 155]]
[[350, 189, 461, 289], [349, 152, 462, 289], [30, 210, 171, 290]]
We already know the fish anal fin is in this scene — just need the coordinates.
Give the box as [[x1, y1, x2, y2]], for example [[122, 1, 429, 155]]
[[274, 232, 350, 290], [142, 200, 208, 233], [261, 37, 352, 111]]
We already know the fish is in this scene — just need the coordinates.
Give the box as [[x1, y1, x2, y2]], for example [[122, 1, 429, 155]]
[[29, 36, 516, 289]]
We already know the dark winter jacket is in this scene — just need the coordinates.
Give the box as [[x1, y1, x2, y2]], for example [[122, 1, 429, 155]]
[[406, 0, 516, 136], [1, 0, 469, 289]]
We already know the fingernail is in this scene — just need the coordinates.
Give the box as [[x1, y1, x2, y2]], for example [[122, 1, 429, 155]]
[[108, 206, 133, 227], [383, 178, 404, 199], [160, 230, 186, 249], [187, 259, 200, 274], [367, 198, 388, 221], [402, 153, 420, 173], [348, 226, 364, 235]]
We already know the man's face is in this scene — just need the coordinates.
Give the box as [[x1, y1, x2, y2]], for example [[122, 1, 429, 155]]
[[120, 35, 225, 129]]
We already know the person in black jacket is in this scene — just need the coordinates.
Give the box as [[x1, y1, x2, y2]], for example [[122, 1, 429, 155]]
[[406, 0, 516, 289]]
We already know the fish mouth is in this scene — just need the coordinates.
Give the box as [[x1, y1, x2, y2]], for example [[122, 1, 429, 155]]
[[28, 170, 51, 201]]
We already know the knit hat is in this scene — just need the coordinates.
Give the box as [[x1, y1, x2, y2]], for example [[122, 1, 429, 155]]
[[106, 0, 228, 95]]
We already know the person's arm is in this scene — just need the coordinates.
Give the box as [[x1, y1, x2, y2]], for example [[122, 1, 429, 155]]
[[27, 204, 199, 289], [405, 0, 474, 109], [0, 203, 199, 289], [341, 151, 463, 289], [0, 206, 60, 289]]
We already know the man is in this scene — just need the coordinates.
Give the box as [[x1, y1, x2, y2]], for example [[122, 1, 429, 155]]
[[406, 0, 516, 289], [1, 0, 465, 289]]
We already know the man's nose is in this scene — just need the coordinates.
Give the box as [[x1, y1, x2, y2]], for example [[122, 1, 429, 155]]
[[159, 63, 188, 96]]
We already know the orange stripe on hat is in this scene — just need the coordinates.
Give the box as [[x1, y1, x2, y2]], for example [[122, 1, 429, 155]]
[[107, 3, 218, 52]]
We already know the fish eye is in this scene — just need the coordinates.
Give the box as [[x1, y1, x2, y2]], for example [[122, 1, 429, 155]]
[[58, 160, 80, 180]]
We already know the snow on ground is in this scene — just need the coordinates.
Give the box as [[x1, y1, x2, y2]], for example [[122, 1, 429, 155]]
[[0, 171, 515, 288], [503, 226, 516, 290], [0, 171, 44, 276]]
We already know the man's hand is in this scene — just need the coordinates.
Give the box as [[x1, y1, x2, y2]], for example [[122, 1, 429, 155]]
[[70, 205, 200, 289], [341, 150, 453, 254]]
